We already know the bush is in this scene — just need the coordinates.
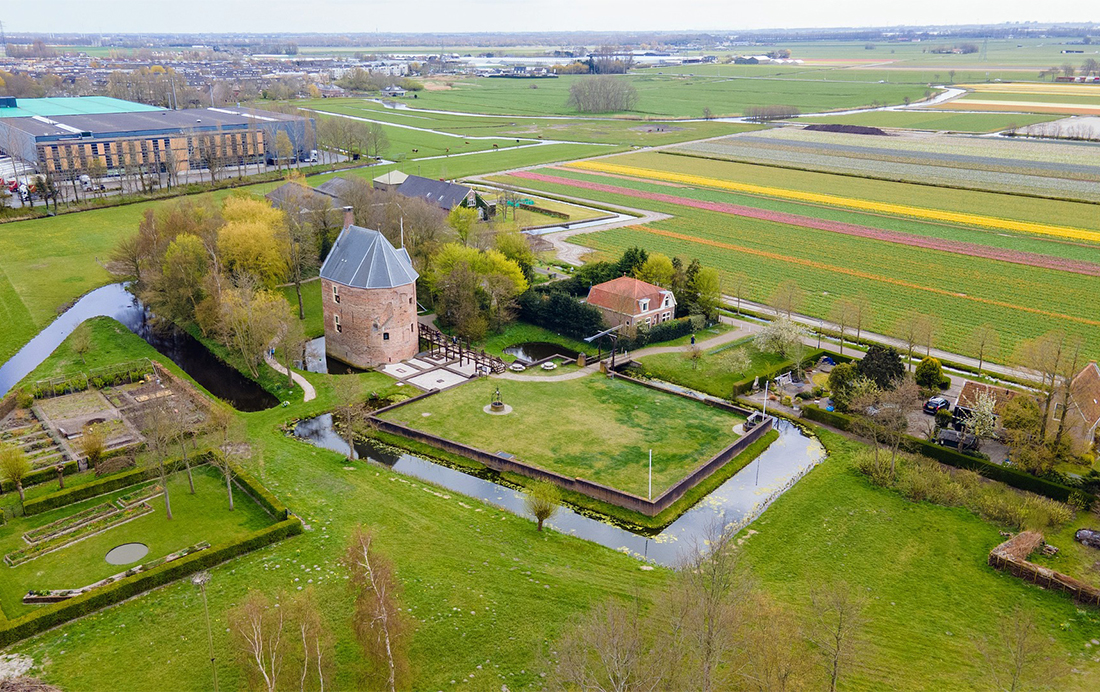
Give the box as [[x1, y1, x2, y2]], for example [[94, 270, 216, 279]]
[[801, 404, 855, 431], [934, 408, 953, 429], [939, 375, 952, 390], [14, 389, 33, 408], [0, 517, 302, 647], [915, 357, 943, 389]]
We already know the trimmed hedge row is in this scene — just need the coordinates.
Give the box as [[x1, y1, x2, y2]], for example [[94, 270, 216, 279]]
[[2, 460, 80, 494], [800, 405, 1085, 506], [23, 454, 211, 516], [229, 461, 289, 521], [0, 517, 302, 648]]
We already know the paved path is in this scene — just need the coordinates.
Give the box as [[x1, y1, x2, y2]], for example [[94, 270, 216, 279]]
[[265, 351, 316, 402]]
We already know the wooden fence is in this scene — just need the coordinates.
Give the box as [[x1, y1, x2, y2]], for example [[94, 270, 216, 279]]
[[988, 532, 1100, 607]]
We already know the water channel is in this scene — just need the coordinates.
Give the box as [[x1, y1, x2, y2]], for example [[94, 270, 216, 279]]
[[0, 283, 277, 411], [292, 414, 824, 566]]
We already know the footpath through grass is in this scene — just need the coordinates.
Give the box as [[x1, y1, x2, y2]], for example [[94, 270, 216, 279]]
[[380, 374, 743, 497]]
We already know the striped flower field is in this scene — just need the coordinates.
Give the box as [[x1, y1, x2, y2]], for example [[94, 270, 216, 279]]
[[565, 160, 1100, 244]]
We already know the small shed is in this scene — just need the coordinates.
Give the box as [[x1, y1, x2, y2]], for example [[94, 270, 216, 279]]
[[373, 170, 409, 193]]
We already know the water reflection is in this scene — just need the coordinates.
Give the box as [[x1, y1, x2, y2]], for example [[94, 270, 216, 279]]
[[293, 415, 824, 566], [502, 341, 582, 364]]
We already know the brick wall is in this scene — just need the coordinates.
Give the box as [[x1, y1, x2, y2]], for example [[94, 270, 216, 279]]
[[321, 278, 418, 369]]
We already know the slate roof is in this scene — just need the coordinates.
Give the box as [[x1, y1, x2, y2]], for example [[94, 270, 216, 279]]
[[265, 181, 337, 209], [316, 176, 356, 202], [586, 276, 674, 316], [395, 175, 471, 211], [319, 225, 418, 289]]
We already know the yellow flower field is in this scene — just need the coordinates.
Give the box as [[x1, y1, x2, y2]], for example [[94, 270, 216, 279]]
[[567, 160, 1100, 244]]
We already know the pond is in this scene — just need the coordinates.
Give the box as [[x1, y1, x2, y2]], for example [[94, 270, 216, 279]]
[[292, 414, 824, 566], [105, 542, 149, 565], [0, 283, 278, 411], [502, 341, 581, 364]]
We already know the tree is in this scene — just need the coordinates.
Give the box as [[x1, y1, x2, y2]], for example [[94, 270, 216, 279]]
[[740, 593, 813, 692], [70, 324, 92, 364], [829, 299, 859, 356], [754, 317, 808, 360], [141, 403, 176, 520], [968, 324, 1001, 378], [567, 75, 638, 112], [0, 442, 31, 503], [769, 280, 803, 318], [148, 233, 209, 324], [728, 271, 749, 316], [895, 312, 934, 370], [344, 526, 410, 692], [228, 590, 285, 692], [217, 196, 290, 288], [827, 363, 862, 412], [333, 376, 362, 461], [978, 606, 1065, 692], [808, 582, 869, 692], [77, 423, 106, 468], [524, 481, 561, 531], [286, 587, 334, 692], [617, 247, 649, 276], [447, 206, 478, 246], [964, 389, 999, 450], [282, 188, 320, 321], [857, 344, 904, 389], [555, 599, 665, 692], [1082, 58, 1100, 77], [218, 283, 292, 378], [1000, 396, 1048, 475], [634, 253, 674, 287], [206, 404, 239, 510], [914, 357, 943, 390], [275, 131, 294, 172], [689, 267, 722, 321], [1051, 335, 1086, 447], [684, 342, 705, 371], [1014, 331, 1072, 440]]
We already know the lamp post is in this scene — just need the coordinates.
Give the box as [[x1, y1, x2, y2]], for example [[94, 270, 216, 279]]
[[192, 571, 218, 692]]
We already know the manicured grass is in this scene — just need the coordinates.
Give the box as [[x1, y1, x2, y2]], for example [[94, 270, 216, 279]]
[[637, 337, 788, 399], [740, 429, 1100, 691], [279, 278, 324, 339], [793, 110, 1058, 132], [477, 321, 595, 361], [0, 467, 275, 619], [19, 317, 157, 386], [379, 374, 743, 497]]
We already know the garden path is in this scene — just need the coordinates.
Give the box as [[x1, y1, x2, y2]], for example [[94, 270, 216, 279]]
[[264, 351, 316, 402]]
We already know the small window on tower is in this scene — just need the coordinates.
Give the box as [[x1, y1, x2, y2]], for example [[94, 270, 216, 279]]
[[333, 314, 342, 333], [332, 286, 340, 304], [383, 332, 390, 341]]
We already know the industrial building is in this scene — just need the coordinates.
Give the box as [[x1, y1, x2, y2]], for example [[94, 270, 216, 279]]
[[0, 96, 314, 180]]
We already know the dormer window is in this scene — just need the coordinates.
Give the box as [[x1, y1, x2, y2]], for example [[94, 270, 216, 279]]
[[663, 295, 671, 308], [639, 299, 650, 312], [332, 285, 340, 304]]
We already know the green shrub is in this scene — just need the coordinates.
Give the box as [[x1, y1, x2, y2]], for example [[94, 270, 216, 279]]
[[801, 404, 855, 431], [939, 375, 952, 390], [915, 357, 943, 389], [2, 461, 79, 494], [14, 389, 33, 408]]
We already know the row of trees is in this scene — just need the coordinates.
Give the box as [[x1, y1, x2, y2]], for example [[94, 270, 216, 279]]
[[567, 75, 638, 113], [1040, 59, 1100, 80]]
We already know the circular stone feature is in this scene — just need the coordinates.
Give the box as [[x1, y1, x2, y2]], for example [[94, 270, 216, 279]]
[[105, 542, 149, 565], [483, 403, 513, 415]]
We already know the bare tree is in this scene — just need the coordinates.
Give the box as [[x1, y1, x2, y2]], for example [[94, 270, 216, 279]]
[[894, 312, 933, 371], [1014, 331, 1070, 439], [567, 75, 638, 113], [808, 582, 869, 692], [769, 280, 804, 318], [228, 590, 286, 692], [853, 294, 872, 344], [740, 593, 813, 692], [555, 599, 665, 692], [344, 526, 410, 692], [333, 376, 362, 461], [287, 588, 334, 692], [977, 606, 1065, 692], [968, 323, 1001, 378], [728, 271, 749, 315], [142, 403, 177, 520], [206, 404, 239, 510], [829, 299, 858, 356]]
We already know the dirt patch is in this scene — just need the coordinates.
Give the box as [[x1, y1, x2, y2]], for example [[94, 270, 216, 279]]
[[0, 655, 34, 682], [421, 78, 455, 92]]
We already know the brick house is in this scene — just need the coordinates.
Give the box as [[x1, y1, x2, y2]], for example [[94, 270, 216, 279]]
[[585, 276, 676, 333], [319, 210, 420, 369]]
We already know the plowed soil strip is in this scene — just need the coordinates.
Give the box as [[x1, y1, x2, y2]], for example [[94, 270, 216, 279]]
[[512, 171, 1100, 278]]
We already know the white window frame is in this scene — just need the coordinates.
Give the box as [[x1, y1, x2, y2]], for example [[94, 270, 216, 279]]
[[332, 285, 340, 304], [333, 314, 342, 333], [639, 299, 649, 312]]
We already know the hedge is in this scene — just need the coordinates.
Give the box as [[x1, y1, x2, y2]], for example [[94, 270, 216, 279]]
[[0, 517, 302, 648], [228, 460, 289, 521], [22, 454, 212, 516], [800, 405, 1086, 507], [1, 460, 79, 494]]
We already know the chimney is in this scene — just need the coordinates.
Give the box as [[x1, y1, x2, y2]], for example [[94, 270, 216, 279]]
[[342, 206, 354, 230]]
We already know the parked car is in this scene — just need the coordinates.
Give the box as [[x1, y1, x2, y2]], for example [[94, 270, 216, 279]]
[[923, 396, 951, 415], [935, 428, 979, 451]]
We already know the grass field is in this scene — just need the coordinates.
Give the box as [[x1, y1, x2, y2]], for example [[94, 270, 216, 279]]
[[379, 375, 743, 496], [0, 467, 275, 619], [743, 429, 1100, 691], [493, 153, 1100, 361], [637, 337, 788, 400], [370, 73, 929, 118]]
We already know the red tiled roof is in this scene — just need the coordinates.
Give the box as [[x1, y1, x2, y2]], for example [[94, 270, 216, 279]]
[[1070, 362, 1100, 427], [956, 381, 1019, 411], [586, 276, 668, 315]]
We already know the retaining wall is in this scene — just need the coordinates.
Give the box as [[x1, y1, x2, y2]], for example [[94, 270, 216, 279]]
[[370, 382, 773, 517]]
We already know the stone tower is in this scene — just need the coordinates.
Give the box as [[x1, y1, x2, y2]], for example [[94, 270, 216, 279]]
[[319, 212, 420, 369]]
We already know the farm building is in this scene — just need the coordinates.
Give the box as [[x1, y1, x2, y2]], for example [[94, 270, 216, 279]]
[[952, 381, 1021, 430], [372, 170, 409, 192], [393, 174, 489, 214], [1057, 362, 1100, 450], [586, 276, 676, 333], [319, 209, 420, 369]]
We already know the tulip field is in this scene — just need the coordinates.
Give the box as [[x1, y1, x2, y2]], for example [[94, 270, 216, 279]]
[[495, 153, 1100, 361]]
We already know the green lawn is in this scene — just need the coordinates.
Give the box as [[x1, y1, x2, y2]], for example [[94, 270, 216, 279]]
[[379, 374, 743, 496], [476, 321, 595, 361], [792, 110, 1058, 132], [637, 337, 788, 399], [0, 467, 275, 619], [19, 317, 157, 385], [741, 429, 1100, 691]]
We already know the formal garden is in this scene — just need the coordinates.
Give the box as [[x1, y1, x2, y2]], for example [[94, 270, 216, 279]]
[[378, 372, 747, 497]]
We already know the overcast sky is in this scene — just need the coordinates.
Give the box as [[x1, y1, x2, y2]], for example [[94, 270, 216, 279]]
[[4, 1, 1097, 35]]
